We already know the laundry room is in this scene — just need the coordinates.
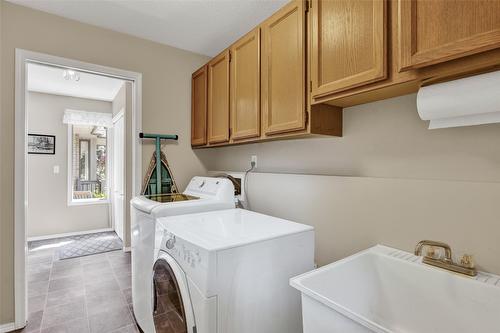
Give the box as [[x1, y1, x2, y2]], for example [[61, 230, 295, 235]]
[[1, 1, 500, 333]]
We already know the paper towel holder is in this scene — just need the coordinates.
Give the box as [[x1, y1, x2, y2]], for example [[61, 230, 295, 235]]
[[421, 65, 500, 88]]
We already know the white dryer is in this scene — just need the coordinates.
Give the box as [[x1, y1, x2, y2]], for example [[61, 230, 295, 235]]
[[152, 208, 315, 333], [131, 176, 235, 333]]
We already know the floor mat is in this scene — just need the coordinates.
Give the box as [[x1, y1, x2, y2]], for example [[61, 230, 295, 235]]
[[34, 231, 124, 260]]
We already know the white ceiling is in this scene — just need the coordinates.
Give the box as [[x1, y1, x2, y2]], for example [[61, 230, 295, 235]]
[[27, 63, 125, 101], [7, 0, 288, 57]]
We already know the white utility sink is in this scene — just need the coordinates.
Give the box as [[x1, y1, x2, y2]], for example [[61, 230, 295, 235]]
[[290, 245, 500, 333]]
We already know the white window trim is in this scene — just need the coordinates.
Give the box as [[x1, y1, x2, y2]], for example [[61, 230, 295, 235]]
[[66, 119, 110, 206]]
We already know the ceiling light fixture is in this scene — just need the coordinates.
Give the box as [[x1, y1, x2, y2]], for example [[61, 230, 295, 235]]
[[62, 69, 80, 81]]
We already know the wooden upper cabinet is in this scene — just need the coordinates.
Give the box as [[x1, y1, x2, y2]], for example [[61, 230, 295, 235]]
[[261, 0, 306, 136], [398, 0, 500, 71], [207, 50, 230, 144], [230, 28, 261, 141], [311, 0, 387, 98], [191, 65, 207, 146]]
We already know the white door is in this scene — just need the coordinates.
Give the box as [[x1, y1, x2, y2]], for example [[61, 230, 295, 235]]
[[112, 111, 125, 241]]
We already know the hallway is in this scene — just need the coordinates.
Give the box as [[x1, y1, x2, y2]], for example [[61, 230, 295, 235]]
[[23, 241, 136, 333]]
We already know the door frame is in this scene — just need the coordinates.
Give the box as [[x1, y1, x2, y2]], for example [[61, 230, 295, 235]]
[[14, 49, 143, 330], [111, 108, 126, 242]]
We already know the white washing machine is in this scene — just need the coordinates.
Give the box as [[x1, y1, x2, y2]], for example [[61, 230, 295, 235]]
[[131, 176, 235, 333], [152, 208, 315, 333]]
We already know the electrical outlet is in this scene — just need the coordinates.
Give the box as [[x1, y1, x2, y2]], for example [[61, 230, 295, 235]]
[[251, 155, 257, 168]]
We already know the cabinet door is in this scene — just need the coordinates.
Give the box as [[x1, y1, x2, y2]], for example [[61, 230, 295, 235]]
[[262, 0, 306, 136], [191, 65, 207, 146], [398, 0, 500, 71], [311, 0, 386, 97], [207, 50, 230, 144], [230, 28, 261, 141]]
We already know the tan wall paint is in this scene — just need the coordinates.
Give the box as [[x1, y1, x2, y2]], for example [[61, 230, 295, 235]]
[[0, 0, 6, 326], [202, 94, 500, 183], [0, 2, 209, 324], [241, 172, 500, 274], [27, 92, 112, 238], [202, 93, 500, 274]]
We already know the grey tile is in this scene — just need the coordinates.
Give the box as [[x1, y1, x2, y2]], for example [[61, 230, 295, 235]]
[[28, 270, 51, 283], [112, 263, 131, 276], [88, 305, 133, 333], [50, 265, 83, 280], [85, 290, 127, 316], [127, 303, 134, 315], [46, 287, 85, 308], [28, 295, 46, 314], [28, 281, 49, 297], [41, 299, 87, 328], [80, 253, 109, 265], [108, 253, 131, 267], [40, 318, 89, 333], [48, 276, 84, 292], [28, 254, 53, 265], [82, 261, 112, 274], [85, 278, 121, 296], [121, 288, 132, 305], [20, 309, 43, 332], [51, 259, 81, 271], [116, 275, 132, 290], [110, 324, 139, 333], [83, 268, 115, 284], [107, 250, 128, 258], [28, 262, 52, 275]]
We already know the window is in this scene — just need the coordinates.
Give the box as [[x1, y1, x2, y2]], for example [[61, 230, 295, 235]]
[[69, 124, 108, 204]]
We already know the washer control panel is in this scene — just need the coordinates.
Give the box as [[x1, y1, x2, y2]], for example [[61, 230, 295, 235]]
[[156, 224, 216, 296], [160, 230, 207, 271]]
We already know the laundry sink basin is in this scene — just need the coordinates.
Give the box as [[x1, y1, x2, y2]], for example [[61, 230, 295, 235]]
[[290, 245, 500, 333]]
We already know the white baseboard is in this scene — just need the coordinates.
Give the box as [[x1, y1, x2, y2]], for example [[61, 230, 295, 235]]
[[0, 322, 22, 333], [27, 228, 114, 242]]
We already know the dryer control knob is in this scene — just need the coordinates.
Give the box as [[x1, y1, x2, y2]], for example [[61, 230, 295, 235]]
[[165, 235, 176, 249]]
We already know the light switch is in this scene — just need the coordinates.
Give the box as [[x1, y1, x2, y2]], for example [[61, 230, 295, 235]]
[[53, 165, 60, 174]]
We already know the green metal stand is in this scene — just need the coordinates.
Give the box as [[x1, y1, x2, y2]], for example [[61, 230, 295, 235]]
[[139, 133, 178, 195]]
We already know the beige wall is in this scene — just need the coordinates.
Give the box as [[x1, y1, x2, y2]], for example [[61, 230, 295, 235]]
[[240, 172, 500, 274], [27, 92, 111, 237], [0, 2, 209, 324], [0, 0, 6, 326], [202, 94, 500, 183], [201, 94, 500, 274]]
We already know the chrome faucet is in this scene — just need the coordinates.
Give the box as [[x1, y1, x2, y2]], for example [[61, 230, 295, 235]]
[[414, 240, 477, 277]]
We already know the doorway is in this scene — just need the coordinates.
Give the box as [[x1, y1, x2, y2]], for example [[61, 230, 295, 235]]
[[14, 49, 142, 330]]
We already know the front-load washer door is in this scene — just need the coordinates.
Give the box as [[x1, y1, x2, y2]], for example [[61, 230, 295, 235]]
[[153, 253, 196, 333]]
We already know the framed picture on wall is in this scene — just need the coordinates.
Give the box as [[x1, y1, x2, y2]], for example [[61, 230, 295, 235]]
[[28, 134, 56, 155]]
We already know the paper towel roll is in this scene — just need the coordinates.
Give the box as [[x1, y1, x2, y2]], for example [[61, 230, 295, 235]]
[[416, 70, 500, 129]]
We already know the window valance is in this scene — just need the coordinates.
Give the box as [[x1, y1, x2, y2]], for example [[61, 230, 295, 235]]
[[63, 109, 113, 128]]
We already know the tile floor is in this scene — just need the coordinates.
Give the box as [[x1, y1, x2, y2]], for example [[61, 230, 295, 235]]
[[18, 240, 138, 333]]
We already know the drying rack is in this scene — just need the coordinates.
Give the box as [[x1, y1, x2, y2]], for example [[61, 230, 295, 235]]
[[139, 133, 178, 195]]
